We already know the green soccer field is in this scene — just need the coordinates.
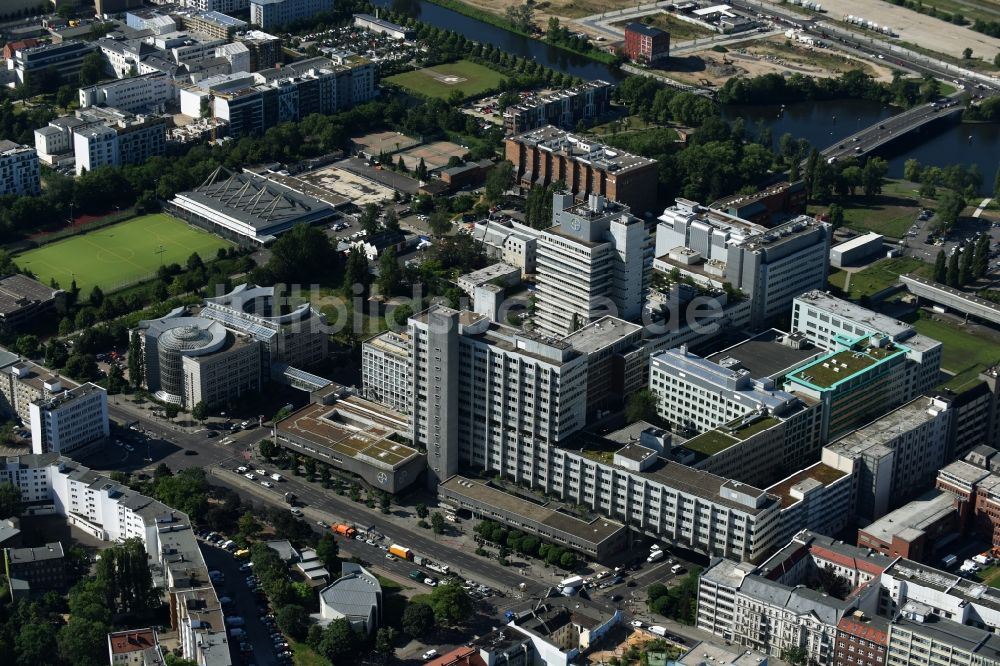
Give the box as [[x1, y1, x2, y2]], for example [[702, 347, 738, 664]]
[[385, 59, 505, 100], [17, 214, 231, 295]]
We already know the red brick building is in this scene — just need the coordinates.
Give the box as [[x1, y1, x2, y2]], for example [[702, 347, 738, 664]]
[[504, 126, 659, 215], [2, 39, 38, 61], [834, 614, 888, 666], [623, 23, 670, 65]]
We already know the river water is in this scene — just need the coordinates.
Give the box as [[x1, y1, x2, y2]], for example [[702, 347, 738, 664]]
[[374, 0, 999, 189]]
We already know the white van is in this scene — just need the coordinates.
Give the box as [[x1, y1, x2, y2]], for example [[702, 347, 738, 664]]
[[670, 564, 686, 575]]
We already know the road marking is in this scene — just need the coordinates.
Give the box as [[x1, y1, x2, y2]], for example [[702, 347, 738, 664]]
[[973, 198, 993, 219]]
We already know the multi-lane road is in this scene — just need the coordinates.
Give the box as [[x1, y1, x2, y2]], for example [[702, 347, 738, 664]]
[[818, 100, 964, 163]]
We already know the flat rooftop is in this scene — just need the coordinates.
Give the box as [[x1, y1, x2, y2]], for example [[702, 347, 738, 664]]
[[509, 125, 656, 174], [5, 541, 64, 563], [830, 397, 945, 454], [276, 399, 418, 469], [787, 343, 906, 390], [707, 329, 820, 380], [440, 476, 624, 546], [891, 612, 1000, 657], [767, 463, 848, 509], [562, 316, 642, 354], [861, 489, 955, 544], [886, 559, 1000, 614]]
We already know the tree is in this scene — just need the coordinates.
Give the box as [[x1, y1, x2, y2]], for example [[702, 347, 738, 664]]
[[78, 51, 105, 86], [89, 285, 104, 307], [16, 622, 59, 666], [64, 353, 97, 381], [934, 250, 947, 283], [416, 503, 429, 519], [963, 47, 973, 59], [237, 511, 262, 543], [14, 334, 39, 357], [318, 618, 362, 664], [374, 626, 399, 659], [431, 511, 446, 534], [974, 235, 991, 278], [57, 617, 109, 666], [377, 246, 402, 297], [154, 468, 208, 519], [402, 601, 436, 638], [903, 158, 923, 183], [379, 491, 391, 514], [938, 190, 966, 229], [44, 339, 69, 369], [383, 208, 400, 235], [625, 389, 657, 424], [259, 438, 277, 460], [343, 247, 369, 296], [391, 303, 413, 329], [429, 583, 473, 626], [106, 364, 126, 395], [947, 249, 960, 287], [559, 551, 577, 569], [827, 203, 844, 229], [485, 160, 514, 204], [0, 482, 22, 518], [127, 331, 144, 388], [960, 242, 974, 286], [994, 163, 1000, 198], [316, 532, 339, 570], [266, 223, 337, 284], [359, 203, 381, 237], [95, 538, 159, 615], [862, 157, 888, 197], [276, 604, 309, 641], [164, 403, 180, 419], [191, 400, 208, 423], [782, 646, 808, 666], [429, 209, 451, 237]]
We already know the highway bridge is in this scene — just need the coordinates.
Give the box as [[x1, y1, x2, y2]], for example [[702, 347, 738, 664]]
[[901, 274, 1000, 326], [819, 100, 964, 163]]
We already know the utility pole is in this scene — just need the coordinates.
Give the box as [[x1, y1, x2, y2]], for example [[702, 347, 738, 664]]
[[155, 245, 165, 266]]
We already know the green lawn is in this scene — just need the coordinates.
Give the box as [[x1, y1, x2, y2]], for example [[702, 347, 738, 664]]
[[16, 214, 230, 295], [845, 257, 935, 299], [385, 60, 505, 100], [910, 311, 1000, 391], [289, 640, 327, 666]]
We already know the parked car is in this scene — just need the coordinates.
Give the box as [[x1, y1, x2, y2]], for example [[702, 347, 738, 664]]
[[423, 650, 439, 660]]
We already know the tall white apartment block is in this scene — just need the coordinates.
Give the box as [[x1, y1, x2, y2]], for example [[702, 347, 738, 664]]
[[250, 0, 334, 29], [409, 305, 589, 486], [29, 383, 109, 456], [0, 140, 40, 196], [648, 346, 803, 434], [655, 199, 830, 327], [534, 193, 651, 337], [361, 330, 412, 419], [74, 124, 118, 174]]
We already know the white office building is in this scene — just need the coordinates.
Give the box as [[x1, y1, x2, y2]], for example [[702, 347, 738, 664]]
[[791, 291, 942, 404], [534, 193, 651, 337], [72, 114, 166, 176], [29, 383, 109, 457], [361, 330, 412, 419], [655, 200, 830, 327], [78, 72, 175, 114], [250, 0, 334, 29], [648, 346, 803, 434], [0, 140, 40, 197], [184, 0, 250, 11]]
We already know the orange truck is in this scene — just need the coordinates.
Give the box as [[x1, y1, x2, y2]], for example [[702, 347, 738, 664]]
[[388, 544, 412, 560], [332, 524, 356, 539]]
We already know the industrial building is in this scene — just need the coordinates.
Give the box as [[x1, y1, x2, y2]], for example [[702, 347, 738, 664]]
[[505, 126, 659, 215], [167, 166, 337, 245], [352, 13, 414, 40], [830, 232, 884, 268]]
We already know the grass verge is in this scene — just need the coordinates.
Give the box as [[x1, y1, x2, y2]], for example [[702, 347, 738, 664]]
[[910, 311, 1000, 390]]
